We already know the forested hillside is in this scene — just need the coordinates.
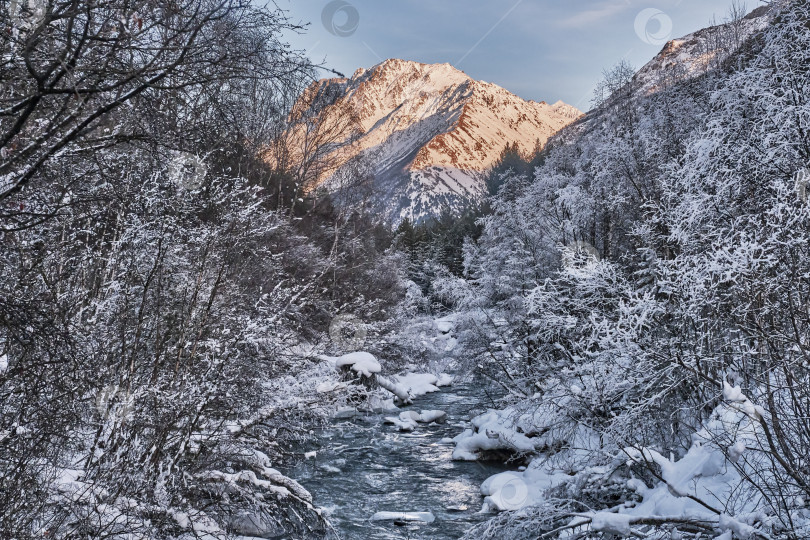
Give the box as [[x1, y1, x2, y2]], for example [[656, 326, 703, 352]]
[[432, 1, 810, 538]]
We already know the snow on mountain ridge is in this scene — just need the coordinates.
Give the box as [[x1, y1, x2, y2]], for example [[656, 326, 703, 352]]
[[633, 5, 773, 95], [296, 59, 582, 223]]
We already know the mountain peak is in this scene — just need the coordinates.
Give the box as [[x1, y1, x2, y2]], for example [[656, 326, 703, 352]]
[[292, 60, 581, 223], [372, 58, 463, 73]]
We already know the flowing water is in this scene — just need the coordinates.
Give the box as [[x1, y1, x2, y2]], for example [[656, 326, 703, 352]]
[[290, 382, 510, 539]]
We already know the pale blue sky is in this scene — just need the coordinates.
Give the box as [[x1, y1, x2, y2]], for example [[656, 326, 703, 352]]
[[279, 0, 763, 110]]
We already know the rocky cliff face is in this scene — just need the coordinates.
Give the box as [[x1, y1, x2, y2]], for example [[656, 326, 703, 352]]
[[294, 59, 581, 222]]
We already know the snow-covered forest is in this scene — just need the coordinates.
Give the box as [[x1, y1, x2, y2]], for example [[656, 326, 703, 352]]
[[0, 1, 405, 537], [437, 2, 810, 538], [2, 0, 810, 539]]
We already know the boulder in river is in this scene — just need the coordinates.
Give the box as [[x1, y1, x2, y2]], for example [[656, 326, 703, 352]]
[[384, 410, 448, 431], [370, 511, 436, 524]]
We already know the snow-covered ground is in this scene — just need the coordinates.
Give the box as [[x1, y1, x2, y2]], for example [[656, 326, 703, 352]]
[[452, 380, 796, 539]]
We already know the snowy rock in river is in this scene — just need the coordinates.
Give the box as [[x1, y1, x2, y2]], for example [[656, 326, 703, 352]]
[[452, 408, 536, 461], [384, 410, 448, 431], [370, 511, 436, 524], [333, 352, 381, 378], [392, 372, 441, 396], [418, 410, 447, 423], [384, 413, 418, 432]]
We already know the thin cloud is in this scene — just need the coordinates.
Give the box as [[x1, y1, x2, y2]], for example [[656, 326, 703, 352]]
[[560, 1, 633, 28]]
